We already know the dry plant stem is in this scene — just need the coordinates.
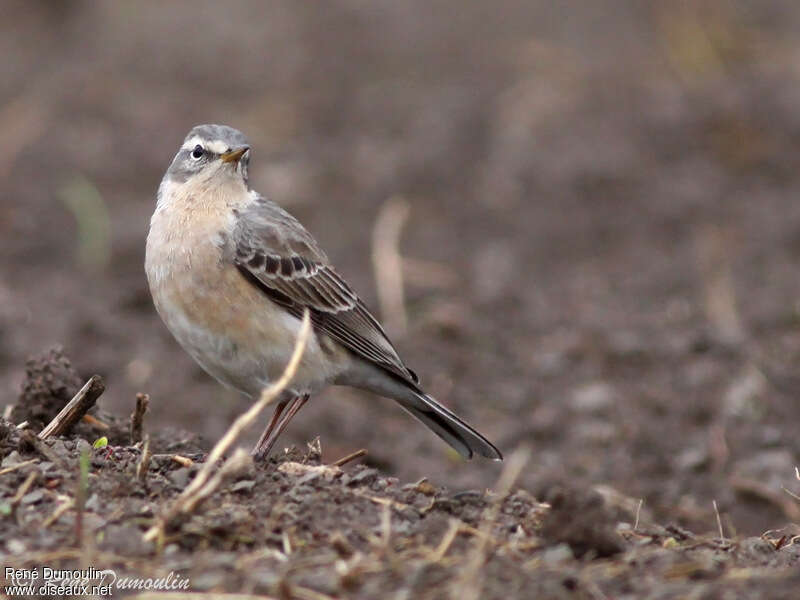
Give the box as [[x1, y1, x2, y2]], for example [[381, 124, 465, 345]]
[[371, 196, 410, 336], [713, 500, 725, 543], [431, 519, 462, 562], [136, 435, 151, 483], [38, 375, 105, 440], [10, 471, 38, 512], [453, 446, 531, 600], [130, 393, 150, 444], [331, 448, 367, 467], [634, 499, 643, 531], [171, 455, 193, 468], [43, 498, 75, 528], [143, 309, 311, 544], [81, 414, 109, 430], [180, 448, 251, 514], [290, 586, 337, 600], [0, 459, 38, 477]]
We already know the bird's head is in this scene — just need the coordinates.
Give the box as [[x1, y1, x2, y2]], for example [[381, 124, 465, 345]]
[[164, 124, 251, 189]]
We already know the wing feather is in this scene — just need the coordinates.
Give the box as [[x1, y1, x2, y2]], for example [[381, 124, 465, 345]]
[[231, 198, 419, 385]]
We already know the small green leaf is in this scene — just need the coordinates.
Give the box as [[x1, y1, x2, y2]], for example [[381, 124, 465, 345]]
[[93, 436, 108, 449], [0, 502, 11, 516]]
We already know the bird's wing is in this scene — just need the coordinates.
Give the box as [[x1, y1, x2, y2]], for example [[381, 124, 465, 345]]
[[231, 197, 419, 386]]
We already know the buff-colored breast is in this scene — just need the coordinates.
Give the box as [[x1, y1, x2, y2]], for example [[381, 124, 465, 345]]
[[145, 179, 348, 398]]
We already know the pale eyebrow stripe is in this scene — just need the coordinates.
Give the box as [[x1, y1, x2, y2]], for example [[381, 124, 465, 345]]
[[180, 136, 204, 150], [180, 138, 230, 154]]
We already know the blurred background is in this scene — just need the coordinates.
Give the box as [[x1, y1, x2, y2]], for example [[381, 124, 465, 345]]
[[3, 0, 800, 534]]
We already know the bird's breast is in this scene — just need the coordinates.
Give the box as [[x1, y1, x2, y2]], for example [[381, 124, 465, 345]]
[[145, 205, 347, 397]]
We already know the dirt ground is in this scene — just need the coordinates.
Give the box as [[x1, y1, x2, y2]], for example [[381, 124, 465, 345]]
[[2, 1, 800, 597]]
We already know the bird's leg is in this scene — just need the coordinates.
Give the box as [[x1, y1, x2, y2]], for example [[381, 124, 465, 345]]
[[251, 394, 310, 460], [251, 398, 289, 458]]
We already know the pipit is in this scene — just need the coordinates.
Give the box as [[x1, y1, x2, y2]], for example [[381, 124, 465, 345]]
[[145, 124, 502, 461]]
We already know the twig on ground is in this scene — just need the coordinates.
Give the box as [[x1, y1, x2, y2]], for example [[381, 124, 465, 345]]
[[351, 489, 412, 512], [38, 375, 105, 440], [43, 497, 75, 528], [371, 196, 410, 336], [143, 310, 311, 544], [634, 499, 643, 531], [289, 585, 337, 600], [713, 500, 725, 543], [0, 459, 38, 477], [431, 518, 462, 563], [380, 504, 392, 551], [179, 448, 252, 515], [171, 455, 193, 468], [130, 393, 150, 444], [10, 470, 39, 518], [782, 487, 800, 502], [81, 414, 109, 430], [136, 435, 152, 483], [283, 530, 293, 555], [331, 448, 367, 467]]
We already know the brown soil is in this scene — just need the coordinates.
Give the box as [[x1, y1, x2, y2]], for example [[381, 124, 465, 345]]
[[2, 2, 800, 597]]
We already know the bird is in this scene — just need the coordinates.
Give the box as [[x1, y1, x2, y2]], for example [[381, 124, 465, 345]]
[[145, 124, 502, 461]]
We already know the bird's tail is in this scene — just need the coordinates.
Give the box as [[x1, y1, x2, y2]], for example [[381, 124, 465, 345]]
[[398, 392, 503, 460]]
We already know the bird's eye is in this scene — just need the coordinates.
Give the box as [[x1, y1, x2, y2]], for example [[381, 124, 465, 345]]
[[191, 145, 204, 159]]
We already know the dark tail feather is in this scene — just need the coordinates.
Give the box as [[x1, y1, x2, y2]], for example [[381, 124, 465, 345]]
[[400, 392, 503, 460]]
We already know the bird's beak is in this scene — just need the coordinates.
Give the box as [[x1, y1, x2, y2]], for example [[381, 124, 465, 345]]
[[220, 146, 250, 163]]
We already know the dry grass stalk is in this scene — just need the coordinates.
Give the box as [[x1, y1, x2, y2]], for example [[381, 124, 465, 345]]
[[81, 414, 110, 430], [43, 497, 75, 529], [713, 500, 725, 543], [10, 470, 39, 517], [431, 518, 462, 563], [331, 448, 367, 467], [171, 455, 193, 468], [38, 375, 105, 440], [179, 448, 251, 515], [143, 309, 311, 544], [634, 499, 644, 531], [136, 435, 152, 483], [0, 458, 38, 477], [371, 196, 411, 336], [130, 393, 150, 444], [289, 585, 337, 600]]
